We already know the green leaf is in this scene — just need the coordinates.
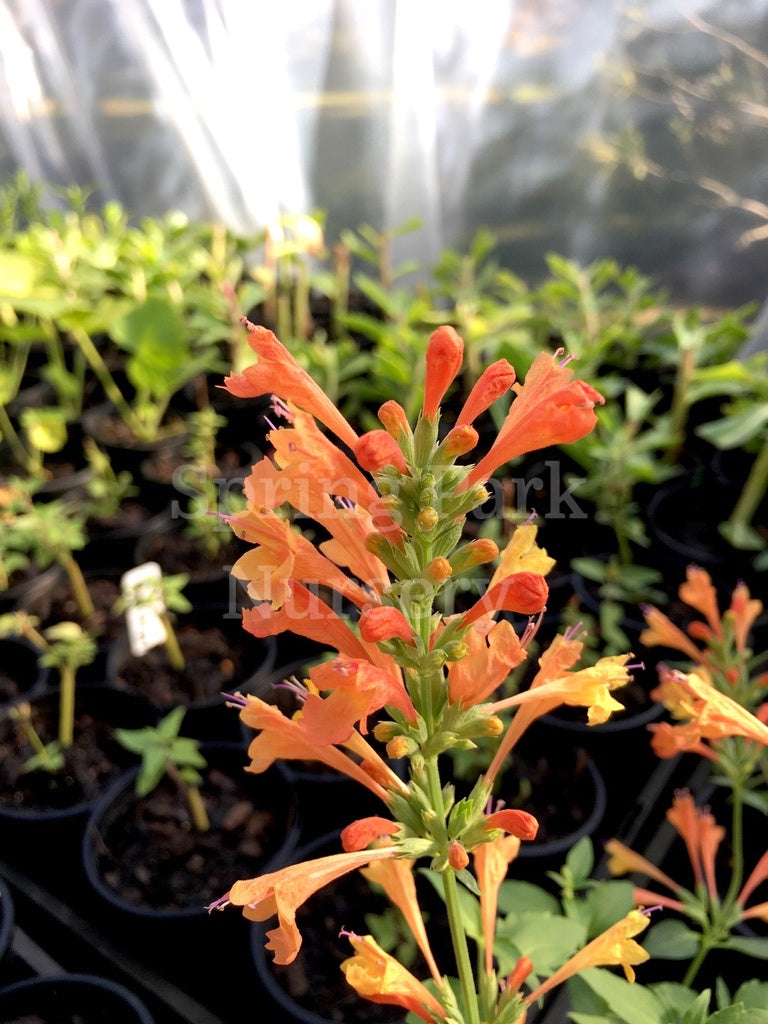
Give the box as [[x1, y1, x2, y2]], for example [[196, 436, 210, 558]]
[[732, 980, 768, 1010], [495, 912, 586, 976], [643, 919, 701, 960], [716, 935, 768, 959], [649, 981, 704, 1022], [566, 836, 595, 883], [584, 881, 636, 938], [418, 869, 482, 941], [571, 967, 665, 1024], [135, 747, 169, 796], [497, 879, 560, 916], [696, 406, 768, 449], [708, 1008, 768, 1024]]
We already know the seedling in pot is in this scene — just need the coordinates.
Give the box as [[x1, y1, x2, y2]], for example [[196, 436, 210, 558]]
[[81, 438, 139, 522], [6, 620, 96, 772], [1, 481, 95, 621], [113, 566, 192, 672], [114, 706, 210, 832]]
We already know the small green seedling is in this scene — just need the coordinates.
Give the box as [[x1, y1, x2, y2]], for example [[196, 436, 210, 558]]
[[114, 706, 210, 832]]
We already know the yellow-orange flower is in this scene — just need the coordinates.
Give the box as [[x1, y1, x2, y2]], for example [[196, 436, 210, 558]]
[[362, 857, 442, 985], [727, 582, 764, 653], [488, 523, 556, 588], [605, 839, 681, 894], [341, 933, 446, 1023], [474, 834, 521, 974], [486, 650, 632, 785], [680, 671, 768, 746], [218, 846, 398, 964], [524, 910, 650, 1004]]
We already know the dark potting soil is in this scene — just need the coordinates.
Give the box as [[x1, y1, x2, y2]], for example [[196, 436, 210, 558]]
[[0, 709, 131, 813], [111, 622, 242, 708], [91, 766, 283, 912]]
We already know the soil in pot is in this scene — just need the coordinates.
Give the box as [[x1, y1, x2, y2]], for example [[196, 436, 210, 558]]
[[0, 687, 153, 820], [108, 607, 275, 715], [84, 752, 299, 915], [133, 526, 248, 606]]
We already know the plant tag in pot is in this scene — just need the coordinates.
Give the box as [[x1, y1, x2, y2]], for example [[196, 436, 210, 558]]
[[120, 562, 168, 656]]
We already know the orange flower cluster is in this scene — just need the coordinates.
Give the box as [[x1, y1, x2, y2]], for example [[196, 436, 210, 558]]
[[607, 790, 768, 927], [209, 320, 645, 1020], [641, 566, 768, 760]]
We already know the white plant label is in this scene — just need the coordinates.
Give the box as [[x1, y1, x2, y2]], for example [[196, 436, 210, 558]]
[[120, 561, 168, 657]]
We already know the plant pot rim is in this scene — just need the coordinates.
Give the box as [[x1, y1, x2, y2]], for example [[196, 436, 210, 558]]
[[516, 755, 607, 860], [0, 971, 155, 1024], [82, 743, 301, 920]]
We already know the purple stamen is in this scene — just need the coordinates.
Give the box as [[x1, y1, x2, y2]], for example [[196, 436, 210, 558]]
[[270, 395, 294, 422], [641, 905, 663, 916], [273, 675, 308, 701], [263, 415, 278, 432], [206, 895, 230, 913], [222, 691, 248, 707], [564, 622, 585, 642]]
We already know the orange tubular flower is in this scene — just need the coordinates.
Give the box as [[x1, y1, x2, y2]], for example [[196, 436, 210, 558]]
[[217, 846, 398, 964], [225, 320, 360, 450], [456, 359, 516, 427], [341, 817, 400, 852], [448, 617, 526, 708], [239, 695, 394, 802], [648, 720, 717, 761], [462, 572, 549, 627], [341, 933, 446, 1023], [524, 910, 650, 1006], [640, 606, 703, 664], [378, 400, 410, 439], [466, 351, 603, 488], [229, 507, 373, 610], [302, 658, 417, 743], [242, 581, 375, 662], [727, 582, 764, 654], [362, 857, 442, 985], [359, 606, 415, 645], [679, 566, 722, 639], [605, 839, 682, 895], [474, 834, 521, 975], [484, 809, 539, 841], [423, 325, 464, 420], [355, 430, 409, 474]]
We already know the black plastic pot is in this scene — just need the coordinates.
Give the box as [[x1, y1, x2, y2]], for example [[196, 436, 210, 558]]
[[0, 637, 49, 707], [82, 743, 301, 923], [0, 972, 156, 1024], [106, 602, 277, 741], [0, 684, 156, 874], [0, 872, 14, 968]]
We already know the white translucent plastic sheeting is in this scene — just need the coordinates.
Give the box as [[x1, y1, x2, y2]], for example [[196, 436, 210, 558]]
[[2, 0, 768, 306]]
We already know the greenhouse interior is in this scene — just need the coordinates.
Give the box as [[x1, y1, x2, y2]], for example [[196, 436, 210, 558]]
[[2, 3, 768, 1024]]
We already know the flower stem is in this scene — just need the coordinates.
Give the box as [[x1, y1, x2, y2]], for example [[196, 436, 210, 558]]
[[682, 935, 712, 988], [425, 756, 479, 1024]]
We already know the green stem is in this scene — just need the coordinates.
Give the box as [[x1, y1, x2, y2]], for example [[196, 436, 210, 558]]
[[69, 326, 144, 438], [665, 347, 695, 465], [58, 664, 76, 748], [425, 757, 479, 1024], [722, 784, 745, 911], [682, 935, 713, 988], [161, 613, 186, 672], [0, 401, 32, 471], [61, 554, 96, 622], [725, 435, 768, 536]]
